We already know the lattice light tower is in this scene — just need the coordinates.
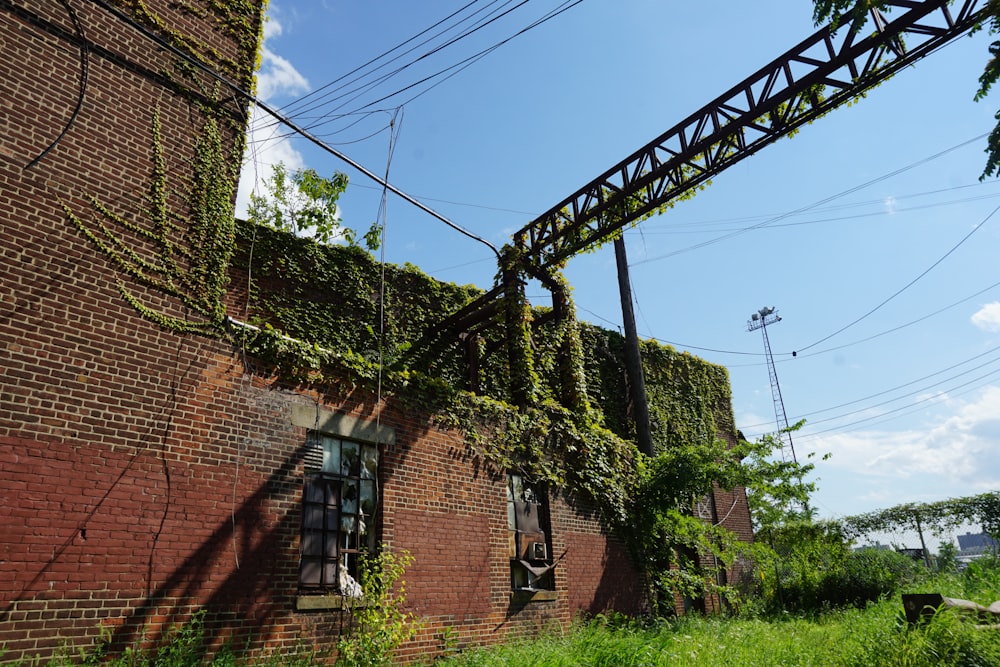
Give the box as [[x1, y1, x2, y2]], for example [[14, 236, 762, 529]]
[[747, 306, 797, 463]]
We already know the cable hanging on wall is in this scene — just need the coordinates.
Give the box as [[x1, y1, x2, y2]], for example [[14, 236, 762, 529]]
[[86, 0, 502, 261], [23, 0, 90, 170], [370, 105, 403, 542]]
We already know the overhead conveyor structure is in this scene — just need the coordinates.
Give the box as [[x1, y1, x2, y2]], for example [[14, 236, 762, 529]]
[[423, 0, 988, 361]]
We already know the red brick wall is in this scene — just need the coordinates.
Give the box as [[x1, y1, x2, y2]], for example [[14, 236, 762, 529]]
[[0, 2, 745, 664]]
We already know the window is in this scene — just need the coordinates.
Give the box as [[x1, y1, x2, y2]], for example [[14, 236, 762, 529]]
[[299, 433, 379, 595], [506, 474, 555, 591]]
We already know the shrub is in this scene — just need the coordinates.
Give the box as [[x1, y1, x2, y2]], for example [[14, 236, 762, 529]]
[[744, 523, 922, 615], [336, 549, 419, 667], [819, 548, 920, 608]]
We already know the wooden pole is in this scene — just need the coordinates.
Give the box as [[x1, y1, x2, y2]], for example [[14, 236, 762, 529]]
[[614, 236, 653, 457]]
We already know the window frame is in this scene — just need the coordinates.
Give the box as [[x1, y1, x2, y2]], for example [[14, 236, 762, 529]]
[[298, 432, 380, 596], [506, 473, 556, 594]]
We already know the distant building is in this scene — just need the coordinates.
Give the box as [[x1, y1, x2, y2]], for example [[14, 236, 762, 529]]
[[896, 548, 926, 562], [957, 532, 998, 556]]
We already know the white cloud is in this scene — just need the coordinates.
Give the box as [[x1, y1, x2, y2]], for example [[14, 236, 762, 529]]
[[256, 48, 309, 101], [236, 105, 306, 217], [883, 195, 897, 214], [971, 302, 1000, 332], [235, 8, 310, 218], [262, 13, 284, 41], [814, 385, 1000, 494]]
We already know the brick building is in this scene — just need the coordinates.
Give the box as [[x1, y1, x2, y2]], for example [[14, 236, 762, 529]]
[[0, 1, 751, 663]]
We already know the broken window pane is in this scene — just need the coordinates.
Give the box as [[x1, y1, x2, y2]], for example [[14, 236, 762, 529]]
[[341, 441, 360, 476], [300, 432, 380, 594], [505, 473, 555, 592], [361, 445, 378, 478], [321, 435, 341, 474]]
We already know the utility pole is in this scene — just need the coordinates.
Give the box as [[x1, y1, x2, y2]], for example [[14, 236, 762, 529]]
[[746, 306, 797, 463], [615, 237, 653, 457]]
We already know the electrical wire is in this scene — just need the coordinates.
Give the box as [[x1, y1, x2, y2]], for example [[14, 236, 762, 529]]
[[250, 0, 584, 143], [283, 0, 529, 125], [278, 0, 489, 116], [791, 278, 1000, 359], [300, 0, 584, 131], [251, 0, 521, 134], [629, 133, 989, 266], [792, 364, 1000, 441], [626, 181, 1000, 234], [792, 350, 1000, 431], [793, 203, 999, 354], [86, 0, 502, 261], [628, 187, 1000, 235], [24, 0, 90, 170], [371, 107, 402, 540]]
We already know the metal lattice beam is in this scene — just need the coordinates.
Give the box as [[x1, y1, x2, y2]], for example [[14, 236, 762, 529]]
[[419, 0, 987, 392], [514, 0, 987, 270]]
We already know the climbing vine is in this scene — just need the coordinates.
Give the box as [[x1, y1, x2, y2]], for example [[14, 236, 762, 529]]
[[840, 492, 1000, 542], [112, 0, 266, 84], [65, 109, 236, 336], [70, 2, 749, 603], [233, 222, 741, 543], [65, 2, 265, 336]]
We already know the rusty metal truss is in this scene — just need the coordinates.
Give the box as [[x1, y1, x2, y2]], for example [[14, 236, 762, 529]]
[[516, 0, 986, 269], [419, 0, 988, 384]]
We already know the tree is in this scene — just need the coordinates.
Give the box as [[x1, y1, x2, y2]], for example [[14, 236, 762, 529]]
[[810, 1, 1000, 177], [627, 423, 821, 613], [840, 491, 1000, 543], [739, 423, 821, 538], [248, 163, 381, 249]]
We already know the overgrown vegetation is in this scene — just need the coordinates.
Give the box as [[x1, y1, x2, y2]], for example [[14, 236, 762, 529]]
[[229, 165, 842, 613], [23, 557, 998, 666], [841, 492, 1000, 543], [33, 609, 318, 667], [810, 1, 1000, 178], [23, 552, 417, 667], [248, 164, 382, 248], [336, 550, 420, 667], [65, 108, 237, 336], [741, 522, 921, 616], [233, 213, 806, 611], [434, 558, 1000, 667]]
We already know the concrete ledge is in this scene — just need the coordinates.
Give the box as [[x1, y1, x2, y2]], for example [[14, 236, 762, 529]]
[[295, 595, 369, 611], [512, 589, 558, 603], [292, 404, 395, 445]]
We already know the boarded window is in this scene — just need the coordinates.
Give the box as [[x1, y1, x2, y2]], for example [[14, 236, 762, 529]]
[[506, 474, 555, 591]]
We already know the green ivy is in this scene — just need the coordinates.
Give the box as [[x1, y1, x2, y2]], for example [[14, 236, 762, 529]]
[[841, 491, 1000, 542], [113, 0, 266, 83], [65, 109, 236, 336], [232, 222, 740, 544]]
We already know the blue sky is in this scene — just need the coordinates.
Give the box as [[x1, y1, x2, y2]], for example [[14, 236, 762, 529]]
[[237, 1, 1000, 548]]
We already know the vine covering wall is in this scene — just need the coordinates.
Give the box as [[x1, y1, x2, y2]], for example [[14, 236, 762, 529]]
[[230, 221, 739, 532]]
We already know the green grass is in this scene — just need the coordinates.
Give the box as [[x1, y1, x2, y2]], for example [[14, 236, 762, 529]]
[[435, 559, 1000, 667], [14, 559, 1000, 666]]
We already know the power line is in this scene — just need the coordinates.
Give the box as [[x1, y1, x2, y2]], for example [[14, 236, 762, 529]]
[[793, 203, 999, 354], [627, 185, 1000, 235], [792, 364, 1000, 441], [284, 0, 533, 127], [278, 0, 491, 116], [629, 133, 989, 266], [738, 341, 1000, 436], [87, 0, 502, 261], [252, 0, 581, 141], [301, 0, 584, 129]]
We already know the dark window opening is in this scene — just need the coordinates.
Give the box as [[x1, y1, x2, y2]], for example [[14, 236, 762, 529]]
[[506, 474, 555, 591], [299, 433, 378, 596]]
